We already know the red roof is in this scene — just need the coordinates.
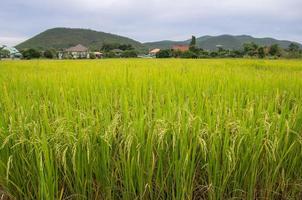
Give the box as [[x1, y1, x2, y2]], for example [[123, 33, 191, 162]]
[[172, 45, 189, 52]]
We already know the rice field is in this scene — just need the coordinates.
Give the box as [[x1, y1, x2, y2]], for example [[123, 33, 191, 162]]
[[0, 59, 302, 200]]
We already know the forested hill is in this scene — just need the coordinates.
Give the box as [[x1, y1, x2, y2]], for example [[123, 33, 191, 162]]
[[16, 28, 145, 51]]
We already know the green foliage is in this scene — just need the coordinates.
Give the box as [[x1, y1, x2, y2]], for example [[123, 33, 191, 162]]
[[243, 42, 259, 57], [198, 50, 210, 58], [190, 35, 196, 46], [101, 43, 119, 51], [16, 28, 145, 51], [121, 50, 138, 58], [269, 44, 282, 57], [118, 44, 134, 51], [145, 35, 301, 51], [229, 50, 243, 58], [215, 48, 232, 58], [89, 53, 96, 59], [43, 49, 56, 59], [171, 50, 183, 58], [1, 59, 302, 199], [102, 43, 134, 52], [286, 43, 301, 58], [21, 49, 41, 59], [103, 51, 117, 58], [180, 50, 198, 58], [257, 47, 266, 58], [189, 35, 197, 52], [155, 42, 299, 59], [0, 49, 10, 58], [156, 49, 172, 58], [210, 51, 218, 57], [288, 43, 300, 52]]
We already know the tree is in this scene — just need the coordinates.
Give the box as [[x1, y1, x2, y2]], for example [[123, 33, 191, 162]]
[[102, 43, 134, 52], [21, 49, 41, 59], [103, 51, 117, 58], [121, 50, 138, 58], [229, 50, 243, 58], [119, 44, 134, 51], [156, 49, 172, 58], [190, 35, 196, 46], [171, 50, 183, 58], [43, 49, 56, 59], [189, 35, 197, 52], [180, 51, 198, 58], [269, 44, 281, 57], [217, 47, 230, 58], [89, 53, 96, 59], [198, 50, 210, 58], [287, 43, 301, 58], [258, 47, 266, 58], [288, 43, 300, 52], [0, 49, 10, 58], [101, 43, 119, 51], [243, 42, 259, 57], [209, 51, 218, 58]]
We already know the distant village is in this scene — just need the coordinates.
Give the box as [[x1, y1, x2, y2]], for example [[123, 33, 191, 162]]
[[0, 43, 192, 60], [1, 36, 301, 59]]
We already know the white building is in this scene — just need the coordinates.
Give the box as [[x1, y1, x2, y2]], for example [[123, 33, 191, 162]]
[[149, 48, 161, 56], [64, 44, 90, 59], [0, 45, 22, 59]]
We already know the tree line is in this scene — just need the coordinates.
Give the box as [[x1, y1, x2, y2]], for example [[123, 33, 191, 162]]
[[156, 36, 302, 59], [13, 43, 139, 59], [2, 38, 301, 59]]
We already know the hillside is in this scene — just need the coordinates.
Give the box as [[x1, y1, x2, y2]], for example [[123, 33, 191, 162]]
[[143, 40, 187, 50], [16, 28, 146, 51], [16, 28, 302, 52], [145, 35, 302, 50]]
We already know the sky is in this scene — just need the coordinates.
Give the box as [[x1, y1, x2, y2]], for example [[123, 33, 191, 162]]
[[1, 0, 302, 46]]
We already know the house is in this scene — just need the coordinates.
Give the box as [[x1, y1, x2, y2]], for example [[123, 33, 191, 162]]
[[94, 52, 103, 58], [149, 48, 160, 56], [172, 45, 189, 52], [0, 45, 22, 59], [64, 44, 89, 59]]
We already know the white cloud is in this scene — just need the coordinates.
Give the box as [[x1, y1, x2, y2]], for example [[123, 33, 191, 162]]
[[0, 37, 27, 47], [1, 0, 302, 44]]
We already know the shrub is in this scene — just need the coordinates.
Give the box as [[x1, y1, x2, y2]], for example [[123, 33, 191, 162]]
[[104, 51, 117, 58], [43, 49, 56, 59], [0, 49, 10, 58], [121, 50, 138, 58], [269, 44, 282, 57], [180, 51, 198, 58], [89, 53, 96, 59], [156, 49, 172, 58], [21, 49, 41, 59]]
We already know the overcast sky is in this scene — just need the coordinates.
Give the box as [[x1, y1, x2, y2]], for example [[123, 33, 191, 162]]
[[1, 0, 302, 46]]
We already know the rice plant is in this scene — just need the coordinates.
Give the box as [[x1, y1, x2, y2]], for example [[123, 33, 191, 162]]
[[0, 59, 302, 199]]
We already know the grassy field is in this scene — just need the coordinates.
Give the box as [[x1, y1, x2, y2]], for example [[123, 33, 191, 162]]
[[0, 59, 302, 199]]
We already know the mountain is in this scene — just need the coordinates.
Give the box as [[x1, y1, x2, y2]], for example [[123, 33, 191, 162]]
[[143, 40, 187, 50], [16, 28, 145, 51], [144, 35, 302, 50], [16, 28, 302, 52]]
